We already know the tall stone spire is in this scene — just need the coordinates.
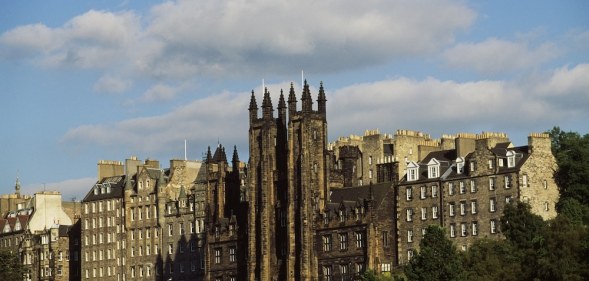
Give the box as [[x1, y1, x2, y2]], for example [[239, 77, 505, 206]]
[[262, 88, 274, 120], [278, 89, 287, 125], [317, 81, 326, 115], [288, 82, 297, 117], [249, 90, 258, 122], [301, 79, 313, 113]]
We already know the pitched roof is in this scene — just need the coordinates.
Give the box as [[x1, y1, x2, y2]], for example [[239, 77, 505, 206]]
[[82, 175, 126, 202]]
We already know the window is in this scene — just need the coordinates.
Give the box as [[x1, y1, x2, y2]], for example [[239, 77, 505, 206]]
[[490, 220, 497, 233], [408, 168, 417, 181], [421, 207, 427, 220], [449, 202, 455, 217], [168, 244, 173, 254], [431, 185, 438, 198], [381, 263, 391, 272], [382, 231, 389, 247], [428, 165, 439, 178], [191, 222, 196, 234], [505, 175, 511, 188], [355, 232, 364, 248], [505, 196, 512, 204], [432, 206, 438, 219], [461, 223, 467, 237], [543, 180, 548, 189], [507, 151, 515, 167], [341, 264, 350, 278], [470, 161, 475, 172], [450, 224, 456, 238], [420, 186, 426, 199], [406, 187, 413, 201], [339, 233, 347, 250], [460, 201, 466, 216], [323, 265, 332, 281], [522, 174, 528, 187], [472, 221, 478, 236], [214, 248, 221, 264], [407, 250, 414, 261], [407, 230, 413, 242], [459, 182, 466, 194], [488, 159, 494, 169], [544, 201, 550, 211], [448, 183, 454, 195], [471, 201, 477, 214], [229, 247, 236, 262], [490, 198, 496, 212], [179, 223, 185, 235], [489, 177, 496, 190], [406, 209, 413, 222], [168, 224, 173, 236], [470, 180, 476, 193], [322, 235, 332, 252], [499, 158, 504, 167]]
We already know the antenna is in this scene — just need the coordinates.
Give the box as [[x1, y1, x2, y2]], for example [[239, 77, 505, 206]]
[[301, 70, 304, 88]]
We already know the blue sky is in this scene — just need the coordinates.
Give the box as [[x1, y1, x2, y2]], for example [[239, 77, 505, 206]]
[[1, 0, 588, 200]]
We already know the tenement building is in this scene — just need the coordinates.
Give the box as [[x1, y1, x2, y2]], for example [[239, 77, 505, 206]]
[[395, 132, 558, 263], [0, 188, 80, 281], [72, 80, 559, 281]]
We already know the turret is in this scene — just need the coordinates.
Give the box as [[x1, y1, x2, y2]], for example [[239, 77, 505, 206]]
[[262, 88, 274, 120], [15, 177, 21, 196], [317, 81, 326, 116], [249, 90, 258, 122], [278, 90, 287, 126], [232, 145, 240, 169], [288, 82, 297, 117], [301, 80, 313, 113]]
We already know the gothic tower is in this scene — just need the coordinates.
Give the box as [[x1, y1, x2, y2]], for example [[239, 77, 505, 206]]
[[247, 80, 328, 281]]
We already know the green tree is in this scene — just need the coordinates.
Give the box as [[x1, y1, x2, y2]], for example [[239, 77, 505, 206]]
[[549, 127, 589, 211], [404, 225, 465, 281], [461, 239, 521, 281], [500, 201, 546, 280], [0, 249, 25, 279]]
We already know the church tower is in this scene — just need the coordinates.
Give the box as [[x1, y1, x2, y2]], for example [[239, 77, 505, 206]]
[[247, 80, 328, 281]]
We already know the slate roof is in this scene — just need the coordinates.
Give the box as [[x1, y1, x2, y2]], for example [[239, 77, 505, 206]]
[[82, 175, 126, 202], [329, 182, 392, 208]]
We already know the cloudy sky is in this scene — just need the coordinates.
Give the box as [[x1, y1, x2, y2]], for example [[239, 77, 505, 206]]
[[1, 0, 588, 200]]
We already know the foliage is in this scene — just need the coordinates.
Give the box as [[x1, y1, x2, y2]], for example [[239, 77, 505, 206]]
[[404, 225, 465, 281], [461, 239, 522, 281], [0, 249, 26, 279], [549, 127, 589, 210], [361, 269, 394, 281]]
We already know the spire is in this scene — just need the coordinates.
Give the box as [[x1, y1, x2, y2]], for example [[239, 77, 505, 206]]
[[288, 82, 297, 116], [318, 81, 326, 115], [301, 79, 313, 112], [278, 89, 287, 124], [206, 146, 213, 163], [262, 88, 273, 119], [232, 145, 239, 164], [15, 177, 21, 195], [249, 90, 258, 121]]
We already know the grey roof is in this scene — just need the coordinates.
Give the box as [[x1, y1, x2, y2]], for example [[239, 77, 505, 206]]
[[329, 182, 392, 207], [82, 175, 126, 202]]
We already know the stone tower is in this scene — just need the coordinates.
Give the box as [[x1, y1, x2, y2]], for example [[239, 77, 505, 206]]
[[248, 80, 328, 281]]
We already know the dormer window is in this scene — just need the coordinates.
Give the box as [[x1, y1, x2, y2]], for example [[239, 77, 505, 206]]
[[506, 151, 516, 168], [456, 157, 465, 174], [407, 161, 419, 181], [427, 158, 440, 179]]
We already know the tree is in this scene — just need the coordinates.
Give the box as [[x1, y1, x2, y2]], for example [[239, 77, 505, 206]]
[[404, 225, 465, 281], [549, 127, 589, 209], [0, 249, 25, 279], [461, 239, 522, 281]]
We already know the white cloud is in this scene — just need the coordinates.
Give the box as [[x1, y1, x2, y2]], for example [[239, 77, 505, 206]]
[[443, 38, 560, 74], [136, 83, 179, 103], [22, 177, 96, 200], [2, 0, 475, 79], [0, 9, 141, 68], [93, 74, 132, 94], [61, 64, 589, 160]]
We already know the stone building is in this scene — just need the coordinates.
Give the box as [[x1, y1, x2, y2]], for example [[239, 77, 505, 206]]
[[0, 190, 80, 281], [315, 182, 396, 281], [395, 132, 559, 263], [80, 169, 126, 280]]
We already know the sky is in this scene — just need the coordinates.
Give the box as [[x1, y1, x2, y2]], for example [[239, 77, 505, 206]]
[[1, 0, 588, 200]]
